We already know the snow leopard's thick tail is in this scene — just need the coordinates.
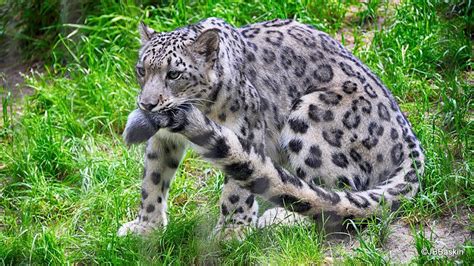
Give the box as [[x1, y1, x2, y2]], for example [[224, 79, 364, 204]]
[[126, 106, 424, 223]]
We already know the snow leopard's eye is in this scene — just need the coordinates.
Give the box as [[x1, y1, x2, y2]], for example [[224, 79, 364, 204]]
[[136, 66, 145, 77], [167, 71, 182, 80]]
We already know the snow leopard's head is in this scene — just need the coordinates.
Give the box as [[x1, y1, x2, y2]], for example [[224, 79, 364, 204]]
[[135, 22, 220, 113]]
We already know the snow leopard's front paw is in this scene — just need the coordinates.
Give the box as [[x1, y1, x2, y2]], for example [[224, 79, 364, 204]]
[[117, 217, 166, 237], [257, 207, 310, 228], [213, 223, 253, 242]]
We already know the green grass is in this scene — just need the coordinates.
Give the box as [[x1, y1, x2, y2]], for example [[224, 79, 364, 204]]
[[1, 0, 472, 264]]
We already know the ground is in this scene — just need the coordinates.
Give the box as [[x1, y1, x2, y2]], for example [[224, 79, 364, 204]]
[[0, 37, 36, 113], [325, 207, 471, 263], [0, 0, 472, 264]]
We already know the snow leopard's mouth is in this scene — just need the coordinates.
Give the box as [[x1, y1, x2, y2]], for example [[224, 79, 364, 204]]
[[124, 103, 193, 145]]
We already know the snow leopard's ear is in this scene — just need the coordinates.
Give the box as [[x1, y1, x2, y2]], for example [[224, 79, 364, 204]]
[[192, 29, 220, 64], [139, 21, 156, 44]]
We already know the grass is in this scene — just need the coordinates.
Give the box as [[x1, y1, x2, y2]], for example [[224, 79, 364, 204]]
[[0, 0, 472, 264]]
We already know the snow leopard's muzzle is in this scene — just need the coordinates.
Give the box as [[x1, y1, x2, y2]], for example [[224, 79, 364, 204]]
[[123, 104, 191, 145]]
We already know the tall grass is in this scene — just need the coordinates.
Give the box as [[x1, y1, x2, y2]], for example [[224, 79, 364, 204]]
[[0, 0, 472, 264]]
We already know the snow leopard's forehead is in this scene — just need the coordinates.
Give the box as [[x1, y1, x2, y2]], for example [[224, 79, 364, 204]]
[[138, 28, 196, 68]]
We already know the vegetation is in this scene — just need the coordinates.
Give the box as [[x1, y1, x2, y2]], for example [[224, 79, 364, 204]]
[[1, 0, 472, 264]]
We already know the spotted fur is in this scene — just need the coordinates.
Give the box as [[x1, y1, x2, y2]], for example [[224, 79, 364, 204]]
[[118, 18, 425, 239]]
